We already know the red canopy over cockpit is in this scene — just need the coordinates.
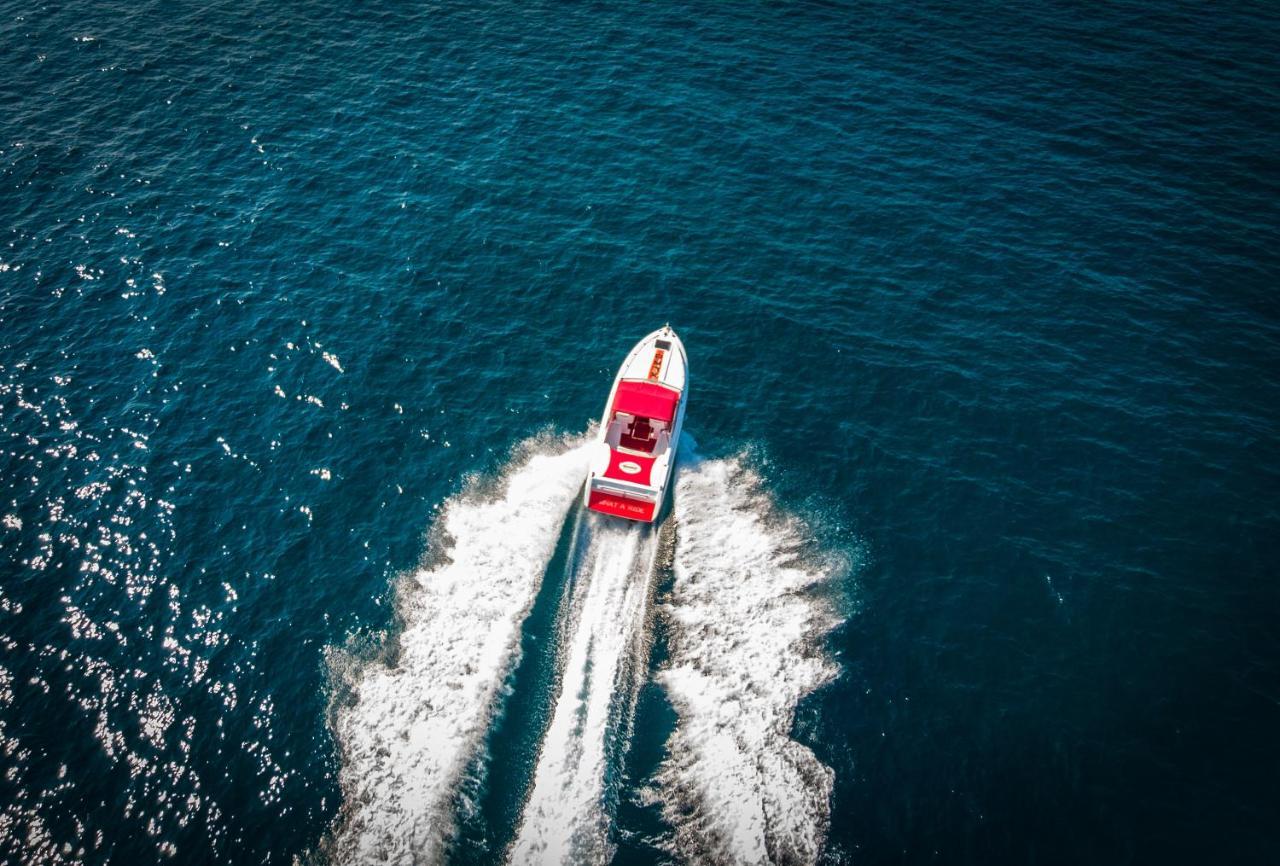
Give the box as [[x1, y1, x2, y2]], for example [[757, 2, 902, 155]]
[[612, 380, 679, 423]]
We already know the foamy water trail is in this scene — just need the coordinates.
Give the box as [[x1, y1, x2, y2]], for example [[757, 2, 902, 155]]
[[508, 516, 659, 865], [327, 435, 590, 865], [656, 455, 842, 865]]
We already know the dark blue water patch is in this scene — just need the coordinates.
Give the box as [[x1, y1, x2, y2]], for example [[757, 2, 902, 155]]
[[612, 678, 680, 866], [613, 519, 680, 866], [818, 501, 1280, 865]]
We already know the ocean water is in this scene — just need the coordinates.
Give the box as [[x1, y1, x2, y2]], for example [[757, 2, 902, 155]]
[[2, 1, 1278, 864]]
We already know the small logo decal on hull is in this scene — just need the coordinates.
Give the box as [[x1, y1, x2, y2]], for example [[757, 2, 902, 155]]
[[648, 349, 665, 380]]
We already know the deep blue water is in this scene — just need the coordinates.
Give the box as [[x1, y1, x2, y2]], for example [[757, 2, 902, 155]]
[[2, 1, 1279, 863]]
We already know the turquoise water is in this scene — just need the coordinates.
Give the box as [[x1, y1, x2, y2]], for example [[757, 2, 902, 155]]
[[2, 1, 1279, 863]]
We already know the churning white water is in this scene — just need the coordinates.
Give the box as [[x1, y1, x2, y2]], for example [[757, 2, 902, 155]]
[[328, 436, 590, 865], [508, 515, 659, 865], [655, 454, 842, 866], [327, 439, 842, 866]]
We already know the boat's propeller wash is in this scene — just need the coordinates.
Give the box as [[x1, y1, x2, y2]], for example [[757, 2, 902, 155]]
[[327, 338, 844, 865]]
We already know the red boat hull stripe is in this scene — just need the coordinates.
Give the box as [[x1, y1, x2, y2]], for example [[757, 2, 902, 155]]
[[587, 490, 656, 522]]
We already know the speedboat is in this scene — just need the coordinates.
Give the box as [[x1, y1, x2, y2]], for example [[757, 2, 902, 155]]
[[583, 325, 688, 523]]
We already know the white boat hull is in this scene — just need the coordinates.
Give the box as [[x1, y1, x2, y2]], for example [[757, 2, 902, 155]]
[[583, 325, 688, 523]]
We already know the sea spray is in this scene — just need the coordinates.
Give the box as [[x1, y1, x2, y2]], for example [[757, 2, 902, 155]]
[[326, 435, 590, 865], [508, 516, 661, 865], [655, 454, 843, 866]]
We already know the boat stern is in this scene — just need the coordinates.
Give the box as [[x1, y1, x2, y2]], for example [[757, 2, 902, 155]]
[[583, 442, 664, 522], [585, 483, 659, 522]]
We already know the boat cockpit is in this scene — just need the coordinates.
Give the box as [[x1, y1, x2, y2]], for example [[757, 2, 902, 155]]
[[609, 411, 669, 455]]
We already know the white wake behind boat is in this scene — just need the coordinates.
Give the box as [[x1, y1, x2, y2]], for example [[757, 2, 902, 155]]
[[583, 325, 688, 523]]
